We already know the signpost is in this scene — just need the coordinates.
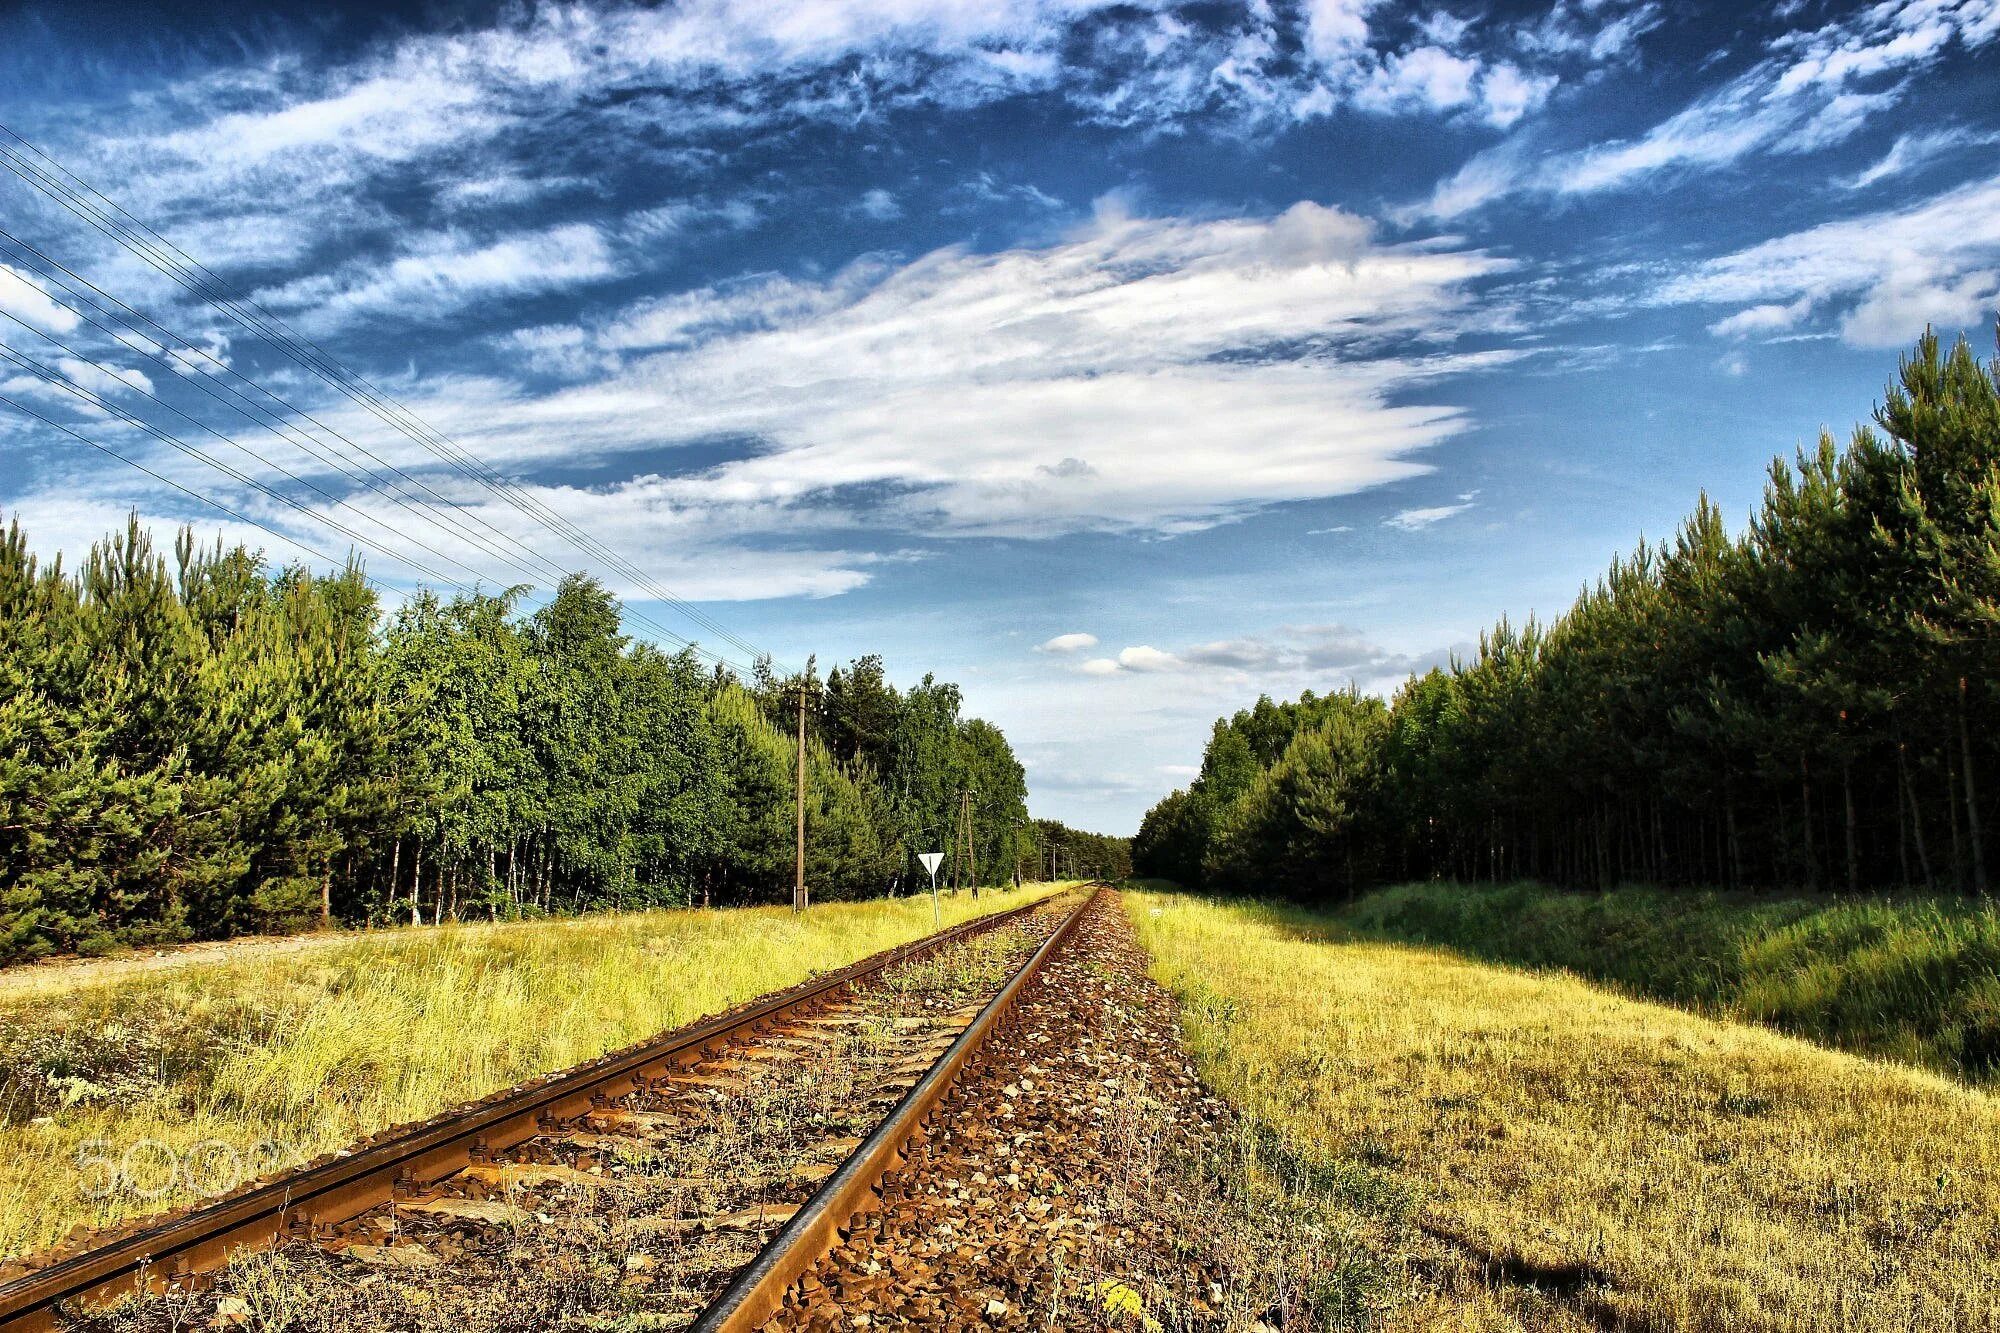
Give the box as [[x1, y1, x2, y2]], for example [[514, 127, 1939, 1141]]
[[918, 851, 944, 928]]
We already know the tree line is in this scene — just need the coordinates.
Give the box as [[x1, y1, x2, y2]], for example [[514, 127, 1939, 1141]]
[[1135, 333, 2000, 901], [0, 518, 1045, 961], [1028, 818, 1133, 882]]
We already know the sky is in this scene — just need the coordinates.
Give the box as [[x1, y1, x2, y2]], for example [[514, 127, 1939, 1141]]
[[0, 0, 1995, 834]]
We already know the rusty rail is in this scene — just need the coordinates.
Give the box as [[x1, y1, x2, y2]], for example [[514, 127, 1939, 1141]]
[[0, 892, 1069, 1332], [691, 886, 1104, 1332]]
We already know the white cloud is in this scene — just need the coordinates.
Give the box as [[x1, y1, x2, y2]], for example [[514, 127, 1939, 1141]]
[[1846, 127, 2000, 189], [1299, 0, 1377, 64], [253, 224, 617, 332], [1384, 500, 1473, 529], [1521, 1, 1663, 61], [0, 265, 81, 337], [1073, 644, 1184, 675], [493, 324, 618, 380], [1660, 176, 2000, 348], [1355, 46, 1480, 116], [53, 357, 155, 399], [623, 199, 764, 246], [1115, 644, 1182, 672], [1415, 0, 2000, 218], [1476, 64, 1558, 129], [1352, 48, 1555, 130], [857, 189, 903, 221], [15, 0, 1631, 298], [1036, 632, 1099, 653], [1067, 621, 1446, 685], [1708, 297, 1811, 339], [441, 201, 1513, 540]]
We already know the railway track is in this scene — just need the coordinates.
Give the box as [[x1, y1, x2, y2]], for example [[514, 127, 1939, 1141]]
[[0, 888, 1102, 1333]]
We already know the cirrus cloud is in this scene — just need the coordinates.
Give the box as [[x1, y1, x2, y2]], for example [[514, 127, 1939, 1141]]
[[418, 199, 1518, 544]]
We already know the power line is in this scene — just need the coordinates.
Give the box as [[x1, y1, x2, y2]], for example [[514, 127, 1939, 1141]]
[[0, 305, 502, 589], [0, 389, 350, 571], [0, 341, 465, 586], [0, 245, 765, 669], [1, 338, 762, 671], [0, 124, 788, 672], [0, 229, 600, 590]]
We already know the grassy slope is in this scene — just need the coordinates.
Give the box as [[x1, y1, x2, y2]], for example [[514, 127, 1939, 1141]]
[[0, 885, 1065, 1261], [1343, 882, 2000, 1083], [1127, 890, 2000, 1333]]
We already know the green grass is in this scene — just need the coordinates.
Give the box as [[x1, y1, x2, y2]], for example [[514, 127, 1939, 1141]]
[[1127, 890, 2000, 1333], [0, 885, 1067, 1262], [1339, 881, 2000, 1083]]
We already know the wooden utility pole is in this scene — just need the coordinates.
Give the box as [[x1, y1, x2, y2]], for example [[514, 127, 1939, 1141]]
[[794, 678, 809, 914], [957, 789, 979, 900]]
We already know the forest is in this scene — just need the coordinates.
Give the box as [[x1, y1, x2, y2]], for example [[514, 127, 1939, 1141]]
[[1028, 818, 1134, 882], [0, 521, 1052, 962], [1134, 333, 2000, 901]]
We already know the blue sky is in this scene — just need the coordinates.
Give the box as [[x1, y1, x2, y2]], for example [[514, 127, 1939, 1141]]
[[0, 0, 1996, 833]]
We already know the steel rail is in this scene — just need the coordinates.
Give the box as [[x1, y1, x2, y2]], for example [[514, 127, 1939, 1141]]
[[0, 893, 1066, 1332], [692, 886, 1105, 1332]]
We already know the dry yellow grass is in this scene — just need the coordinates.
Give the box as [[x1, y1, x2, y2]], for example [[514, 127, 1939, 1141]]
[[0, 885, 1066, 1262], [1125, 890, 2000, 1333]]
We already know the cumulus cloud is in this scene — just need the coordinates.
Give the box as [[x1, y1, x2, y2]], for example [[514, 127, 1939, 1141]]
[[1660, 176, 2000, 348], [1036, 632, 1099, 653], [52, 357, 155, 399], [1708, 298, 1811, 339], [1350, 47, 1555, 128], [1077, 645, 1182, 675], [1114, 644, 1182, 672], [856, 189, 903, 221]]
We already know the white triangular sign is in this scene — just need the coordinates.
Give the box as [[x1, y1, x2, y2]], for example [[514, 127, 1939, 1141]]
[[918, 852, 944, 875]]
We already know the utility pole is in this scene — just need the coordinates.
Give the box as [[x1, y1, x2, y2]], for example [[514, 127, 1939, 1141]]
[[794, 677, 808, 914], [958, 789, 979, 901]]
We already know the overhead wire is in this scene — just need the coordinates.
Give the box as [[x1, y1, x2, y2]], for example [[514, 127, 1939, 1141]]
[[0, 340, 468, 587], [0, 227, 601, 591], [0, 389, 351, 573], [0, 125, 784, 674], [0, 124, 787, 672], [0, 305, 511, 589], [2, 332, 755, 669]]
